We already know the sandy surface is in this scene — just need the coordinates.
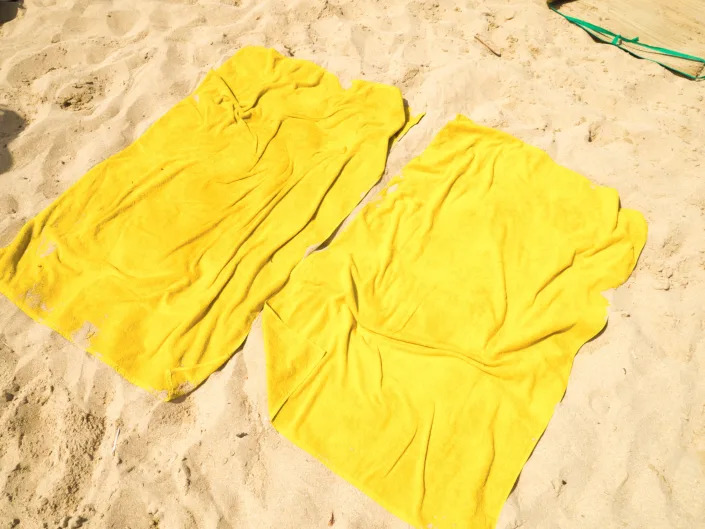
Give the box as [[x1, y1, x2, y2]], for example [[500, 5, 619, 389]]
[[1, 0, 704, 528]]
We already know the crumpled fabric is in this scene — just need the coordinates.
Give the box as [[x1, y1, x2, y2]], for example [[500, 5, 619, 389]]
[[262, 115, 647, 529], [0, 46, 414, 399]]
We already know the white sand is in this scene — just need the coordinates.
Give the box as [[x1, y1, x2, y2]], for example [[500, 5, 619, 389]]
[[1, 0, 704, 527]]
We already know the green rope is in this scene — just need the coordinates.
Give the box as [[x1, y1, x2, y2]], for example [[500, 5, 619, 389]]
[[549, 5, 705, 80]]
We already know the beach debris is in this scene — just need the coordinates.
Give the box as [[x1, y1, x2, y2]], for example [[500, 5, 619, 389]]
[[328, 512, 335, 526], [112, 426, 120, 455], [474, 35, 502, 57]]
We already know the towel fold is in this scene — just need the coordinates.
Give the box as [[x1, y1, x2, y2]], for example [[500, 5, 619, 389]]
[[263, 115, 647, 529]]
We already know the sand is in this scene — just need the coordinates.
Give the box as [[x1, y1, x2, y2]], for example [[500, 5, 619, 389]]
[[0, 0, 704, 528]]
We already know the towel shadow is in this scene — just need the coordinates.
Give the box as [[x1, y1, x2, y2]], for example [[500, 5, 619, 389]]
[[0, 107, 26, 174], [167, 342, 246, 405], [0, 0, 22, 25]]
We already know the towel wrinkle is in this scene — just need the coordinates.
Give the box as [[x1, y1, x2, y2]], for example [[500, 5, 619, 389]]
[[0, 46, 412, 398], [263, 115, 646, 529]]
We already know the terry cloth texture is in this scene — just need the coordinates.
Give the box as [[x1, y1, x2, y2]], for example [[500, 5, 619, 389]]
[[262, 115, 647, 529]]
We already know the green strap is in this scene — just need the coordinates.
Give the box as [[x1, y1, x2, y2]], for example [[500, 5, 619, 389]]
[[550, 5, 705, 80]]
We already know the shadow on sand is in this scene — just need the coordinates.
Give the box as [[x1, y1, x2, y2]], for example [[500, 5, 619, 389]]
[[0, 1, 22, 25], [0, 108, 27, 174]]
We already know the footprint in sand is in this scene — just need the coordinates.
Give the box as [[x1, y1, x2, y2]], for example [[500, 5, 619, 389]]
[[106, 10, 140, 36]]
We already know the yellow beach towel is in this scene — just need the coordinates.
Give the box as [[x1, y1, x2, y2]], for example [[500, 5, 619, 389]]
[[263, 116, 647, 529], [0, 46, 414, 399]]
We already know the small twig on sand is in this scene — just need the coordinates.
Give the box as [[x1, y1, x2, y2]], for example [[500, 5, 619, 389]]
[[474, 35, 502, 57], [112, 427, 121, 456]]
